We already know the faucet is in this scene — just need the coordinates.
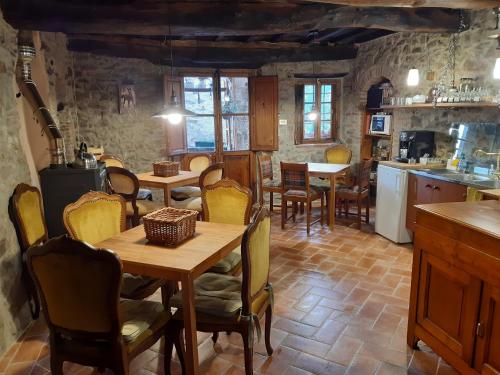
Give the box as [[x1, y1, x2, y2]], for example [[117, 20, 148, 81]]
[[474, 149, 500, 180]]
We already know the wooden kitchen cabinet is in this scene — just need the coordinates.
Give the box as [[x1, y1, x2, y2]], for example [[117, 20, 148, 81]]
[[408, 201, 500, 375], [406, 173, 467, 231]]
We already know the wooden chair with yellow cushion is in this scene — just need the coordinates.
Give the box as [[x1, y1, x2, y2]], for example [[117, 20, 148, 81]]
[[171, 154, 212, 201], [106, 166, 163, 226], [257, 153, 282, 212], [26, 236, 184, 375], [63, 191, 176, 306], [167, 207, 273, 375], [202, 178, 252, 275], [336, 158, 373, 229], [170, 162, 224, 213], [100, 155, 152, 201], [325, 144, 352, 164], [8, 183, 47, 319]]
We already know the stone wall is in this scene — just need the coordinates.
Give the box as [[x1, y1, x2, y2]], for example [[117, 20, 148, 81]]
[[72, 53, 167, 173], [0, 10, 36, 356]]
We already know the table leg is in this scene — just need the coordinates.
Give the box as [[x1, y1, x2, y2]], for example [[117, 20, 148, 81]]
[[181, 273, 200, 375], [329, 176, 336, 230], [163, 186, 172, 207]]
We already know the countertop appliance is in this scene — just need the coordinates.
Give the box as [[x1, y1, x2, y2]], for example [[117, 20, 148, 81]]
[[375, 164, 412, 243], [396, 130, 435, 163], [39, 163, 107, 237], [369, 114, 392, 135]]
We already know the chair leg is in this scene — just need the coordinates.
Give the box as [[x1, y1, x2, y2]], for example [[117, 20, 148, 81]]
[[50, 352, 64, 375], [306, 200, 311, 235], [357, 199, 362, 229], [281, 198, 286, 230], [241, 330, 254, 375], [265, 304, 274, 356], [320, 195, 324, 226], [292, 202, 297, 222], [344, 199, 349, 218], [269, 192, 273, 212], [299, 202, 304, 214], [161, 281, 179, 310], [165, 322, 185, 375], [365, 197, 370, 224], [212, 332, 219, 344]]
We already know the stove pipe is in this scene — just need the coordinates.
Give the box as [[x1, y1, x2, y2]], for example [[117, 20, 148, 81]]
[[17, 43, 66, 168]]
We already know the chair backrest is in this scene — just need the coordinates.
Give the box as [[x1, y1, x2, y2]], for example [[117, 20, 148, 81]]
[[325, 145, 352, 165], [257, 153, 274, 181], [27, 236, 122, 340], [106, 166, 139, 200], [9, 183, 48, 251], [63, 192, 126, 246], [189, 154, 211, 173], [100, 154, 125, 168], [199, 162, 224, 190], [240, 207, 271, 316], [202, 178, 252, 225], [280, 162, 310, 192], [355, 159, 373, 192]]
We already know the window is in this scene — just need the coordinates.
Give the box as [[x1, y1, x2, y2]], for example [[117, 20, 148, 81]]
[[181, 74, 249, 153], [295, 80, 338, 144]]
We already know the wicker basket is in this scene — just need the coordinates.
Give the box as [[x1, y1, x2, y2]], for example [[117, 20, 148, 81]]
[[153, 161, 180, 177], [143, 207, 197, 246]]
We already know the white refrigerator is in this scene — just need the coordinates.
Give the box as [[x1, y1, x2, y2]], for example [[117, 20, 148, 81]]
[[375, 164, 412, 244]]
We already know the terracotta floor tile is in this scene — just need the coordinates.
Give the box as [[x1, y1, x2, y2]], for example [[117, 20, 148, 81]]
[[293, 353, 346, 375], [345, 354, 382, 375], [312, 319, 347, 345], [301, 305, 334, 327], [409, 350, 440, 375], [325, 335, 363, 366], [273, 319, 317, 338], [376, 362, 408, 375], [4, 362, 34, 375], [282, 335, 330, 358], [11, 337, 46, 364]]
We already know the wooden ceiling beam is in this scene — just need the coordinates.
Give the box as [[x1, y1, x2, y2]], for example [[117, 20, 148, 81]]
[[66, 35, 358, 68], [302, 0, 499, 9], [0, 0, 464, 34]]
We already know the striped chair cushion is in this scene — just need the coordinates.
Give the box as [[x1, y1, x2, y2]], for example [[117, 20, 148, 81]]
[[283, 170, 306, 190]]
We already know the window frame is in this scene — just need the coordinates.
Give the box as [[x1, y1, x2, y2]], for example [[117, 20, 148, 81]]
[[295, 79, 339, 145]]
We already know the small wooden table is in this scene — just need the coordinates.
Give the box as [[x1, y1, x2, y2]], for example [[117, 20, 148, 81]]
[[308, 163, 350, 230], [136, 171, 201, 207], [96, 221, 246, 375]]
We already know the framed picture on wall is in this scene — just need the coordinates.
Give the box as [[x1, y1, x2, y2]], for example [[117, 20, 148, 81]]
[[118, 84, 136, 113]]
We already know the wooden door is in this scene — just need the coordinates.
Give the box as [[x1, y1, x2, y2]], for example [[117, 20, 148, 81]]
[[222, 151, 254, 190], [432, 179, 467, 204], [250, 76, 278, 151], [416, 250, 481, 364], [475, 284, 500, 375]]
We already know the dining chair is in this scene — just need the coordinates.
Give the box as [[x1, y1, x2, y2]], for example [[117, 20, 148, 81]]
[[166, 207, 273, 375], [171, 154, 212, 201], [63, 191, 177, 306], [26, 236, 184, 375], [324, 144, 352, 164], [257, 153, 282, 212], [106, 166, 163, 226], [8, 183, 47, 319], [280, 162, 324, 235], [202, 178, 252, 275], [100, 154, 153, 200], [170, 162, 224, 214], [336, 159, 373, 229]]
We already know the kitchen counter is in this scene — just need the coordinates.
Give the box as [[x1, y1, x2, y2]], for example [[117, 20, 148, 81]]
[[480, 189, 500, 199], [378, 161, 445, 170], [415, 200, 500, 240], [409, 168, 500, 190]]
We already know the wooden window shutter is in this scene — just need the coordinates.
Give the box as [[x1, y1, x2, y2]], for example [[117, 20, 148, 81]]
[[294, 84, 304, 145], [249, 76, 278, 151], [164, 75, 188, 156]]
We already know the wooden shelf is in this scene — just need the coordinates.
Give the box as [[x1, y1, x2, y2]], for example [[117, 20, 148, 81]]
[[364, 133, 391, 138], [381, 102, 499, 109]]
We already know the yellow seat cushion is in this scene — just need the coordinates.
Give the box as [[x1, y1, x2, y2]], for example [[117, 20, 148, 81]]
[[170, 197, 202, 211], [208, 246, 241, 274], [126, 200, 164, 217], [171, 186, 201, 200], [17, 190, 46, 246], [120, 300, 170, 353], [204, 186, 250, 225]]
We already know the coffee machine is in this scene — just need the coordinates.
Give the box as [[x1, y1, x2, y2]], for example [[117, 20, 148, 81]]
[[397, 131, 435, 163]]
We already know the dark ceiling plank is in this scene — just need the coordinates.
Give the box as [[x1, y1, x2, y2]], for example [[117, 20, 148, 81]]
[[0, 0, 463, 35], [337, 29, 382, 44], [301, 0, 499, 9], [315, 28, 359, 43], [66, 36, 358, 68]]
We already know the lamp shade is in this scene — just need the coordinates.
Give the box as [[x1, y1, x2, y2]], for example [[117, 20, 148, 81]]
[[152, 92, 195, 124], [306, 104, 319, 121], [407, 68, 420, 86], [494, 57, 500, 79]]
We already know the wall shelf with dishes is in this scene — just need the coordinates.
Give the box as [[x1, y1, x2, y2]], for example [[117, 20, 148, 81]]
[[381, 102, 499, 110]]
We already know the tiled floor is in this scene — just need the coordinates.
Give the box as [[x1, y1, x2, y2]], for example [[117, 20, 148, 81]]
[[0, 208, 458, 375]]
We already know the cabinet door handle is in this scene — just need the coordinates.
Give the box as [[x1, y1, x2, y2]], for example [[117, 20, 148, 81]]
[[433, 185, 440, 191], [425, 184, 432, 189], [476, 322, 485, 337]]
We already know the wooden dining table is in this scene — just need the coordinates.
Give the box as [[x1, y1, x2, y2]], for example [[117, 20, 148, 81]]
[[308, 163, 350, 230], [96, 221, 246, 375], [136, 170, 201, 207]]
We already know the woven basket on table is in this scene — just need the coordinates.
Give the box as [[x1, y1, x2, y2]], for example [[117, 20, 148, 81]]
[[143, 207, 197, 246], [153, 161, 180, 177]]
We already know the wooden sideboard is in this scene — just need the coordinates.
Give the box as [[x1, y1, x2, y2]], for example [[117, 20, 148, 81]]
[[408, 200, 500, 375]]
